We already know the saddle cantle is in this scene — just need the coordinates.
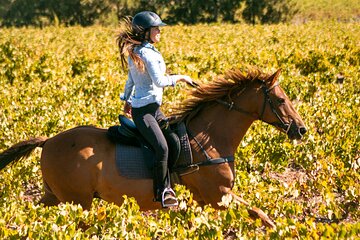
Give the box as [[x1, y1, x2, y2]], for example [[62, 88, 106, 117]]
[[107, 115, 192, 178]]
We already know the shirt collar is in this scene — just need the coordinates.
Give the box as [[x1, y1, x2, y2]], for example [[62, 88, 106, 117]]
[[141, 41, 160, 53]]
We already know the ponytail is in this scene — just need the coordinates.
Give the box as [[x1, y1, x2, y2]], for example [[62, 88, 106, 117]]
[[116, 17, 148, 72]]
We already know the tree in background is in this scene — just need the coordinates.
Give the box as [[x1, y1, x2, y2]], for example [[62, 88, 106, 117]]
[[0, 0, 113, 26], [242, 0, 298, 24], [0, 0, 39, 26], [149, 0, 241, 24], [0, 0, 299, 27]]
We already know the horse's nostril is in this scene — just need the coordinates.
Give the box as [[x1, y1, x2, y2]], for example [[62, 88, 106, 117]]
[[299, 127, 307, 135]]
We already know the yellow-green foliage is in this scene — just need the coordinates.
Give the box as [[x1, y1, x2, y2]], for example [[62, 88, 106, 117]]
[[0, 22, 359, 239]]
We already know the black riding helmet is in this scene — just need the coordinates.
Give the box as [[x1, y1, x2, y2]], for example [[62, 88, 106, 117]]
[[132, 11, 166, 29]]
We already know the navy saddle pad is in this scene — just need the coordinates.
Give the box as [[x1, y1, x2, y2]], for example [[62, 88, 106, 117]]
[[115, 143, 153, 179]]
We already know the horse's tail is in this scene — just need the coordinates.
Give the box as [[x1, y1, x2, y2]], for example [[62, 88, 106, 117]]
[[0, 137, 48, 170]]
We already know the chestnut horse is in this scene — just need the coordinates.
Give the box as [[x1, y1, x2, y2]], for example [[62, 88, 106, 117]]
[[0, 68, 306, 228]]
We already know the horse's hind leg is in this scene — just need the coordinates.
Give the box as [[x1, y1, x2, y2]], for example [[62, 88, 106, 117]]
[[38, 181, 93, 210], [38, 182, 60, 207], [59, 191, 94, 210]]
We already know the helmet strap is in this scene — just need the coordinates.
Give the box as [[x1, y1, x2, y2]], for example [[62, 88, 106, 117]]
[[144, 29, 153, 43]]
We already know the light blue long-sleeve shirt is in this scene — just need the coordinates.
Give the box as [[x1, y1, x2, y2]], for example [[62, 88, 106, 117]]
[[120, 42, 179, 108]]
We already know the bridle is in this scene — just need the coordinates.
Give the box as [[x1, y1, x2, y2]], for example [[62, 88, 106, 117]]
[[176, 80, 291, 175], [215, 80, 291, 133]]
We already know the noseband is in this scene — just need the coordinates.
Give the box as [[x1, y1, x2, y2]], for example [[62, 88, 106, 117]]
[[216, 81, 291, 133]]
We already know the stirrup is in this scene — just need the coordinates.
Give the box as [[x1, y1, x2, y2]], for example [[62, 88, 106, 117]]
[[161, 188, 178, 208]]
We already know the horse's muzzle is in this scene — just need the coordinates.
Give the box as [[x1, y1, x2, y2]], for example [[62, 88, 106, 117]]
[[287, 121, 307, 140]]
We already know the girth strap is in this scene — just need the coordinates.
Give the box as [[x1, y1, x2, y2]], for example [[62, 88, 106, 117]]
[[192, 156, 234, 167], [172, 156, 234, 177]]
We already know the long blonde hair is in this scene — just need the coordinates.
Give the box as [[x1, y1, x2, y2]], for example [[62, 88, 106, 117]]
[[116, 17, 148, 72]]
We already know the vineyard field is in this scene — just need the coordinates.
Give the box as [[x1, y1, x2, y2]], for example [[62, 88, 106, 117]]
[[0, 21, 359, 239]]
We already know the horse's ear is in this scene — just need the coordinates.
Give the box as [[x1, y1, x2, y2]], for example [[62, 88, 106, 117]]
[[267, 69, 282, 85]]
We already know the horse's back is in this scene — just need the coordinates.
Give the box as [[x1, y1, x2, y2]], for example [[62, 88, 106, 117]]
[[41, 126, 113, 167]]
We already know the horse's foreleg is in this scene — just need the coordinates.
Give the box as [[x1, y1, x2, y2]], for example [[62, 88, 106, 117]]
[[228, 190, 276, 229]]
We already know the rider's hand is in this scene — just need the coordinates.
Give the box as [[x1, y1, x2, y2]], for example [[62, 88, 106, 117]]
[[178, 75, 193, 85], [124, 102, 132, 118]]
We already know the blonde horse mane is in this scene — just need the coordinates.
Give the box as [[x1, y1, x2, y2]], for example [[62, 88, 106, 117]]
[[173, 67, 272, 123]]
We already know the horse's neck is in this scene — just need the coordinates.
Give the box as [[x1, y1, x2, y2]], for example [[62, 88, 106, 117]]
[[187, 104, 255, 159]]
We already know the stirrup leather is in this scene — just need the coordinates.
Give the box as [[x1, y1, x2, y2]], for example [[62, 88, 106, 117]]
[[161, 188, 178, 208]]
